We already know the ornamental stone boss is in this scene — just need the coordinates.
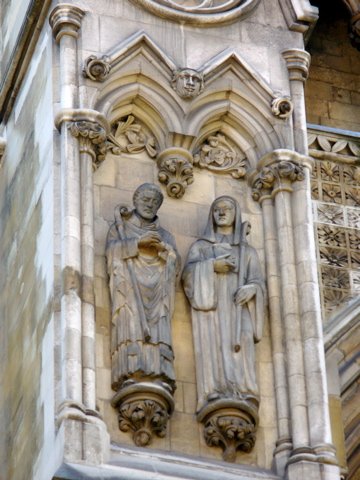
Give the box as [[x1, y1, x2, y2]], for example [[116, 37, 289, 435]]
[[106, 183, 180, 446]]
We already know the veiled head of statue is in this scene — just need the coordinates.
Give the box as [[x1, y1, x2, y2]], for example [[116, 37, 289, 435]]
[[133, 183, 164, 220], [203, 195, 242, 244]]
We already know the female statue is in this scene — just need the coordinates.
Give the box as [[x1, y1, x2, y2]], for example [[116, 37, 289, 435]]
[[182, 196, 265, 412]]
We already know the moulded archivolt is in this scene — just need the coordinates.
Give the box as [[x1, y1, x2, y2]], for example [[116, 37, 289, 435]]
[[128, 0, 261, 26]]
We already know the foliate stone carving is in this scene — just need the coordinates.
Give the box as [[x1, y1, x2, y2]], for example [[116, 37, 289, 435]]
[[319, 247, 348, 268], [317, 225, 346, 248], [83, 55, 111, 81], [350, 250, 360, 268], [308, 133, 360, 158], [69, 121, 107, 169], [118, 399, 168, 446], [321, 267, 350, 290], [323, 288, 351, 313], [343, 165, 360, 185], [322, 183, 342, 204], [157, 147, 194, 198], [172, 69, 204, 99], [182, 196, 265, 461], [203, 410, 256, 462], [111, 115, 157, 158], [317, 204, 344, 225], [347, 208, 360, 229], [348, 229, 360, 250], [320, 161, 340, 182], [193, 134, 247, 179], [252, 161, 304, 201], [271, 96, 293, 119], [345, 187, 360, 206], [106, 183, 180, 445]]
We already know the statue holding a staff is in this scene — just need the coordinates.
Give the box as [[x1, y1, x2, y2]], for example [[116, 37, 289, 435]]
[[182, 196, 265, 414], [106, 183, 180, 447]]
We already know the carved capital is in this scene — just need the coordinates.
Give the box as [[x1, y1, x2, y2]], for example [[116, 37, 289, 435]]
[[194, 133, 247, 178], [250, 150, 312, 202], [271, 96, 294, 119], [49, 4, 85, 43], [83, 55, 111, 81], [282, 49, 311, 82], [69, 120, 108, 169], [197, 398, 258, 462], [252, 160, 305, 201], [0, 138, 6, 168], [111, 383, 174, 447], [157, 147, 194, 198]]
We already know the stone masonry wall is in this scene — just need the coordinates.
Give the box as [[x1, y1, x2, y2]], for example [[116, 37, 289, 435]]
[[305, 2, 360, 133], [0, 27, 56, 480]]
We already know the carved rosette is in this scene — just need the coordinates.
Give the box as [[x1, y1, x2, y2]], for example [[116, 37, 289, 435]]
[[271, 96, 293, 119], [194, 133, 247, 179], [252, 160, 305, 201], [111, 382, 174, 447], [83, 55, 111, 81], [197, 398, 258, 462], [157, 147, 194, 198], [69, 121, 107, 169]]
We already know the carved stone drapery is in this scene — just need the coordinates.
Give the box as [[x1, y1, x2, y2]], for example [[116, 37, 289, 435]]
[[106, 184, 179, 445], [157, 147, 194, 198], [193, 133, 247, 178], [182, 196, 265, 461]]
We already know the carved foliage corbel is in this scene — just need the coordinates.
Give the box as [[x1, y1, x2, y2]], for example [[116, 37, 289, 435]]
[[157, 147, 194, 198]]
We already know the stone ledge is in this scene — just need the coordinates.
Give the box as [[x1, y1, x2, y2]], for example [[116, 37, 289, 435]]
[[55, 444, 280, 480]]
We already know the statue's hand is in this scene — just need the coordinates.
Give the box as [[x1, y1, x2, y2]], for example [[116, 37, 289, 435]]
[[138, 232, 164, 249], [234, 285, 257, 305], [214, 255, 236, 273]]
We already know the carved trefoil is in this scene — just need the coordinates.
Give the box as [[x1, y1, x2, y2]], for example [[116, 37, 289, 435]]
[[182, 196, 265, 461], [106, 184, 180, 445]]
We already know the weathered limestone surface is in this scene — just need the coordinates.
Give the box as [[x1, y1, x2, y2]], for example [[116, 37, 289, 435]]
[[0, 23, 57, 480]]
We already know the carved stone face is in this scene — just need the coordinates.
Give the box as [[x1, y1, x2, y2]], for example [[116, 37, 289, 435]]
[[173, 69, 203, 99], [213, 199, 236, 227], [134, 189, 162, 220]]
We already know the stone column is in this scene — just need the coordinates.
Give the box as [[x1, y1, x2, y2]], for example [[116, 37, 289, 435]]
[[252, 186, 291, 475], [50, 5, 110, 464], [69, 117, 109, 411], [284, 50, 339, 474], [252, 150, 313, 469], [50, 3, 85, 409]]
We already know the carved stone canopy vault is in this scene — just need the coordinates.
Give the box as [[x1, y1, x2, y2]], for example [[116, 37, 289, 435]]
[[81, 32, 296, 196]]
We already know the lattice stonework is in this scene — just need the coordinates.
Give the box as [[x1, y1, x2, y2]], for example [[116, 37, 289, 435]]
[[309, 130, 360, 322]]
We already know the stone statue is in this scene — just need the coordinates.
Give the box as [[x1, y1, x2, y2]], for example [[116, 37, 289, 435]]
[[106, 183, 180, 445], [172, 68, 204, 99], [182, 196, 265, 460]]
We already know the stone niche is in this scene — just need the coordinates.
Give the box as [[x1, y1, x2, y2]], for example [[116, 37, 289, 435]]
[[93, 143, 277, 467]]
